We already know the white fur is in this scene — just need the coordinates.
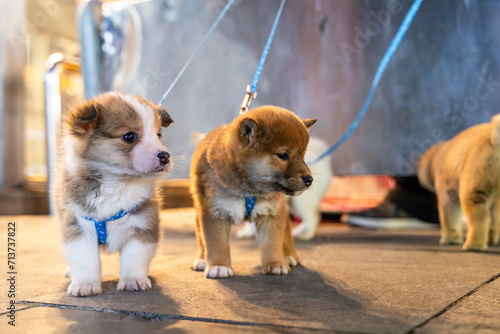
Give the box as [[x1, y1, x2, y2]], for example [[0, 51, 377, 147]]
[[192, 259, 207, 271], [117, 238, 156, 291], [62, 135, 82, 175], [258, 224, 266, 244], [212, 195, 280, 227], [105, 210, 154, 254], [69, 178, 155, 221], [249, 200, 281, 220], [291, 137, 333, 240], [64, 221, 102, 297], [205, 265, 233, 278], [211, 196, 246, 225], [61, 93, 169, 296], [235, 221, 257, 239], [122, 95, 172, 174], [285, 255, 298, 267]]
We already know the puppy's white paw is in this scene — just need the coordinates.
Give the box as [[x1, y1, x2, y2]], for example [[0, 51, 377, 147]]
[[117, 277, 152, 291], [440, 233, 462, 245], [489, 230, 499, 245], [462, 241, 488, 252], [261, 262, 291, 275], [204, 265, 233, 279], [293, 223, 317, 240], [292, 223, 307, 237], [236, 222, 257, 239], [192, 259, 207, 271], [285, 255, 300, 267], [67, 281, 102, 297]]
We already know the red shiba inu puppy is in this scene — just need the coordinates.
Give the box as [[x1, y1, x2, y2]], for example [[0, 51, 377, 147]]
[[190, 105, 316, 278]]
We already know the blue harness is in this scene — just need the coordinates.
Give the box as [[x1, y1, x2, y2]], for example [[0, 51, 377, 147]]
[[245, 197, 256, 217], [81, 203, 141, 245]]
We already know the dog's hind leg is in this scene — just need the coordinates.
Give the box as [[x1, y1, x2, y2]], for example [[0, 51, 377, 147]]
[[283, 215, 300, 267], [192, 215, 207, 271], [437, 188, 463, 245], [461, 189, 491, 251], [489, 197, 500, 246]]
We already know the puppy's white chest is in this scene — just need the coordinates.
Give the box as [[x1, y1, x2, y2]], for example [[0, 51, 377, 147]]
[[211, 196, 276, 225], [77, 212, 146, 253], [212, 197, 246, 225], [248, 200, 278, 219], [85, 180, 153, 219]]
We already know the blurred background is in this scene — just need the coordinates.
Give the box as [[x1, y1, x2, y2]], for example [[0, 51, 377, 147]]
[[1, 0, 500, 215]]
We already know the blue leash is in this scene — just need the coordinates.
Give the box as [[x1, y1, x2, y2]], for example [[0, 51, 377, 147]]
[[240, 0, 286, 209], [158, 0, 236, 106], [240, 0, 286, 113], [308, 0, 424, 166]]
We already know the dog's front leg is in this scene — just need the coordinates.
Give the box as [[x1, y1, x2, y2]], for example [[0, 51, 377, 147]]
[[118, 238, 156, 291], [489, 198, 500, 246], [257, 209, 290, 275], [437, 189, 463, 245], [192, 215, 207, 271], [64, 234, 102, 297], [202, 216, 233, 278]]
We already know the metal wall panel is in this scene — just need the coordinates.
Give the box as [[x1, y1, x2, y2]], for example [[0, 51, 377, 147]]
[[91, 0, 500, 178]]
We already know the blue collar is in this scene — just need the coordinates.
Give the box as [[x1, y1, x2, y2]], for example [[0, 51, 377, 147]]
[[81, 203, 141, 245], [245, 197, 256, 216]]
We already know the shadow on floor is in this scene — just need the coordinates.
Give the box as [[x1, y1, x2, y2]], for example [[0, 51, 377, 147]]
[[218, 265, 411, 331], [56, 278, 185, 333]]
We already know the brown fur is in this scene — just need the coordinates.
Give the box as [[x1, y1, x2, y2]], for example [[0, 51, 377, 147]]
[[54, 92, 173, 296], [190, 105, 315, 277], [418, 114, 500, 250]]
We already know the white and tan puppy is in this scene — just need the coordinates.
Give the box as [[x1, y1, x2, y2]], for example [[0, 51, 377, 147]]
[[54, 92, 173, 296], [191, 106, 316, 278], [290, 137, 333, 240], [418, 114, 500, 251]]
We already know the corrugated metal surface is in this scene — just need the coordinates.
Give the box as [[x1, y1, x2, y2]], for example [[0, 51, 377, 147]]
[[94, 0, 500, 177]]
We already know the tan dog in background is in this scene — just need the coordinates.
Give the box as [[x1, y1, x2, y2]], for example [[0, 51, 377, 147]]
[[418, 114, 500, 251], [190, 106, 316, 278]]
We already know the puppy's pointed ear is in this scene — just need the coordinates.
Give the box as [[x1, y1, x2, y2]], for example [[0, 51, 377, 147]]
[[239, 118, 262, 145], [302, 118, 317, 129], [68, 101, 99, 135], [157, 108, 173, 127]]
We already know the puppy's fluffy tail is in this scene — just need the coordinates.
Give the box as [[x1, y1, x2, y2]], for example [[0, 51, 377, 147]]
[[491, 114, 500, 146]]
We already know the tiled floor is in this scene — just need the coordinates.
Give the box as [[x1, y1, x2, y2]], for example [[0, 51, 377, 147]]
[[1, 210, 499, 333]]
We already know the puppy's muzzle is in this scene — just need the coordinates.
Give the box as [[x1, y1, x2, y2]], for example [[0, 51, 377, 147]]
[[302, 175, 313, 188], [157, 151, 170, 166]]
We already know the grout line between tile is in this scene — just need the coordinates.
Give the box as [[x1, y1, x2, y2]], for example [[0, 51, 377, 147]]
[[406, 271, 500, 334], [17, 300, 343, 333], [0, 304, 40, 316]]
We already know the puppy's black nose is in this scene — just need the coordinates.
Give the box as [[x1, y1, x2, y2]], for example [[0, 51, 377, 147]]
[[302, 175, 313, 187], [157, 151, 170, 166]]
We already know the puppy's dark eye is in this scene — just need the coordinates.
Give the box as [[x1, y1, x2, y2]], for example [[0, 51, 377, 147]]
[[157, 132, 162, 139], [277, 152, 289, 161], [122, 132, 137, 143]]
